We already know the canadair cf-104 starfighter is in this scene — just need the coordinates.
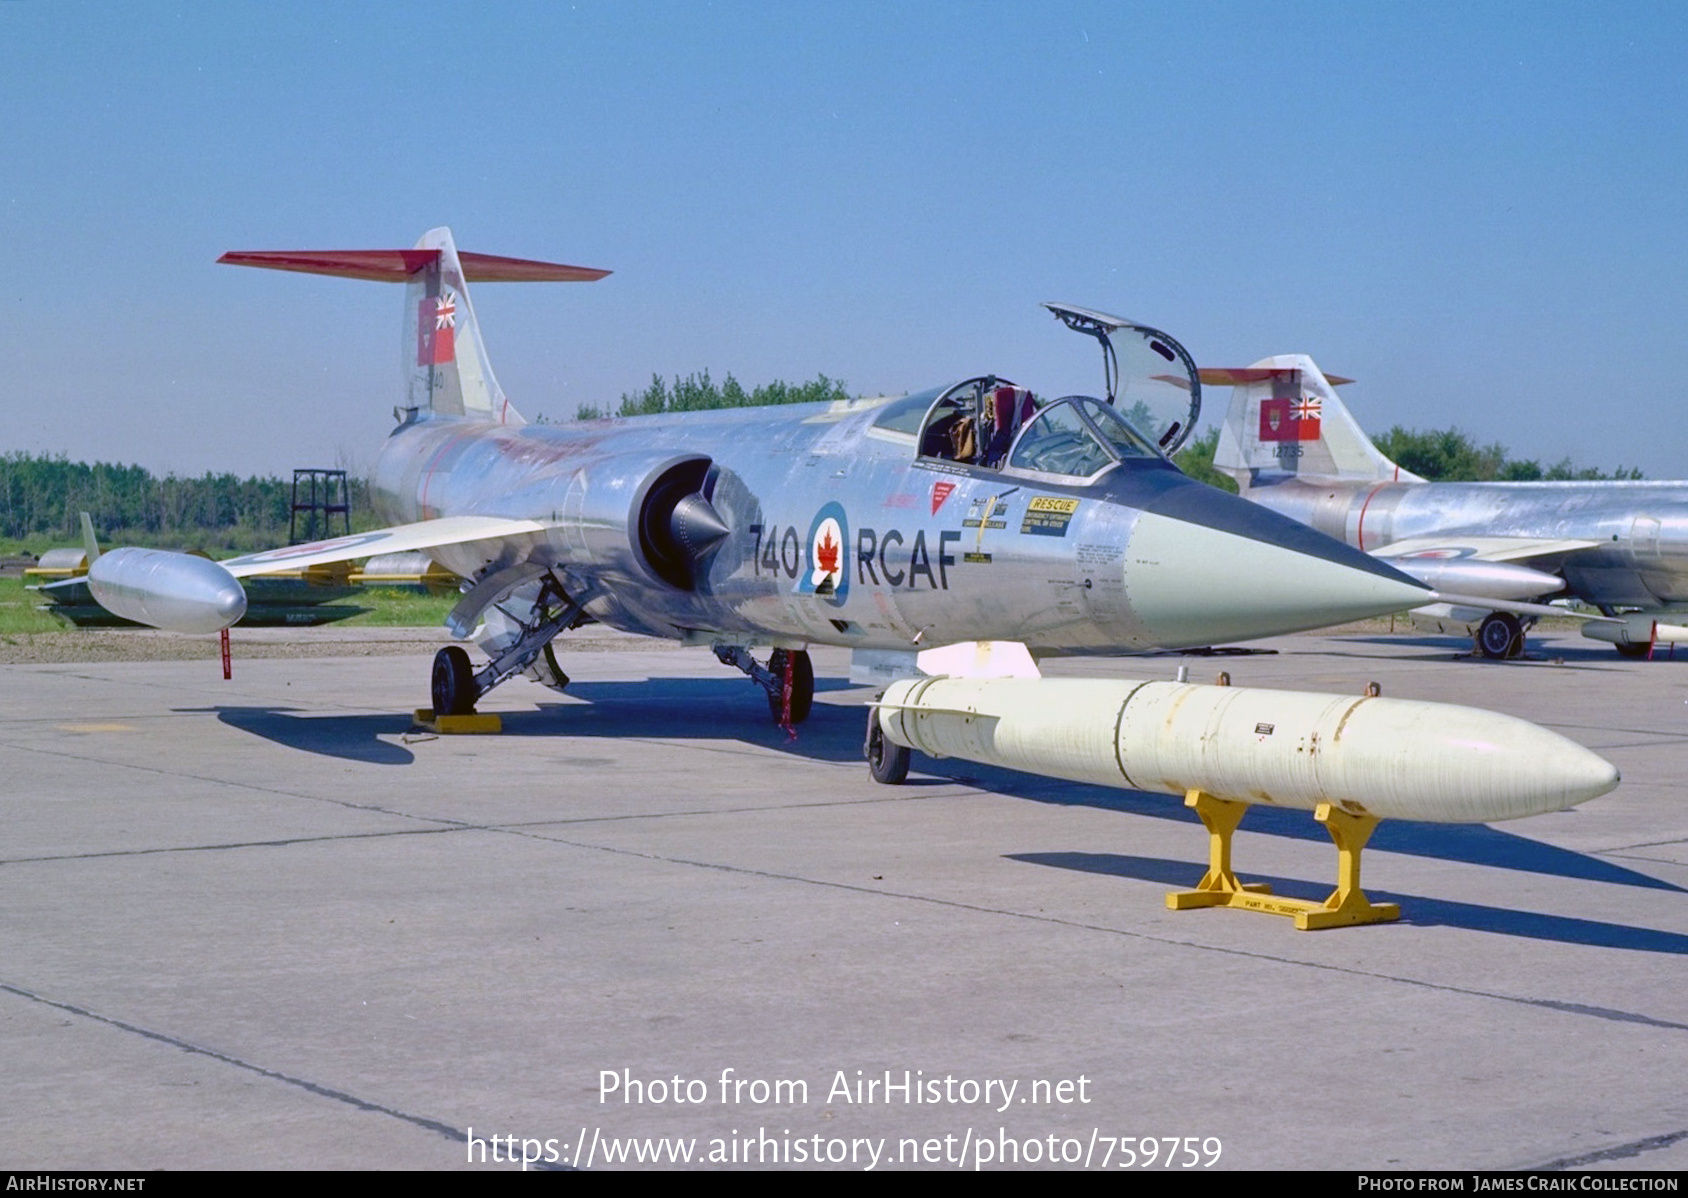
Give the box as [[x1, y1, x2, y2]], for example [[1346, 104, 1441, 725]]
[[78, 228, 1432, 724]]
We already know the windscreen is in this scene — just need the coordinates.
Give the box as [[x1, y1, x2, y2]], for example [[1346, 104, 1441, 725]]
[[1009, 402, 1115, 478]]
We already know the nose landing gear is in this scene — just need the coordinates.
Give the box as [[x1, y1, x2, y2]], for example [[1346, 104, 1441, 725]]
[[714, 645, 816, 729]]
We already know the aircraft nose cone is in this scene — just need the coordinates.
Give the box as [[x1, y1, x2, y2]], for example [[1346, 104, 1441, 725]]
[[1122, 488, 1431, 647]]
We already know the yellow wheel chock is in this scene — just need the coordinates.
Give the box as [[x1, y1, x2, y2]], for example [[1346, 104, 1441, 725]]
[[1166, 789, 1401, 930], [412, 708, 503, 735]]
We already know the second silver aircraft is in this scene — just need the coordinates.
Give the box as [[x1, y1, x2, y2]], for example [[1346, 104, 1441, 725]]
[[1211, 355, 1688, 658]]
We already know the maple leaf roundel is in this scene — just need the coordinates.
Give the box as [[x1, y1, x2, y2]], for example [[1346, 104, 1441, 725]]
[[801, 502, 850, 607]]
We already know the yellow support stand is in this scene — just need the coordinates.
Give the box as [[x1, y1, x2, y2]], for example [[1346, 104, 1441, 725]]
[[1164, 791, 1271, 905], [412, 708, 503, 734], [1166, 789, 1400, 930]]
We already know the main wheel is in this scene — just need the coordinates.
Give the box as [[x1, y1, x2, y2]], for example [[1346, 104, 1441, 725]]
[[865, 710, 910, 785], [1477, 612, 1523, 660], [431, 645, 479, 716], [766, 648, 814, 725], [1614, 641, 1651, 659]]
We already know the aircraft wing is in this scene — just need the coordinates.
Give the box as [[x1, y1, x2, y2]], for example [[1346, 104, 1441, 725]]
[[218, 516, 550, 579], [1370, 535, 1600, 566]]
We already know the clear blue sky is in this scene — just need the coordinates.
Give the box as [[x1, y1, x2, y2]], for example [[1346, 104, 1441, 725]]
[[5, 2, 1685, 478]]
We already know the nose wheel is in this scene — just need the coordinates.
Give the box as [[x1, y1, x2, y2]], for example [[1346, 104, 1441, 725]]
[[766, 648, 815, 726], [715, 645, 815, 728]]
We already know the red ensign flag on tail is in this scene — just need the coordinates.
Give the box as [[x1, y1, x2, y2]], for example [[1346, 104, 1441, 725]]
[[1259, 396, 1321, 442], [417, 292, 457, 366]]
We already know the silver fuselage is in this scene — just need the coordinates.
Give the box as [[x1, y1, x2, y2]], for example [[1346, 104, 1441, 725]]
[[369, 397, 1425, 654], [1251, 477, 1688, 609]]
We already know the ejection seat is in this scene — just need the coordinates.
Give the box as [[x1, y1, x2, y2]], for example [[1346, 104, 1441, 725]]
[[916, 376, 1037, 470], [982, 383, 1037, 467]]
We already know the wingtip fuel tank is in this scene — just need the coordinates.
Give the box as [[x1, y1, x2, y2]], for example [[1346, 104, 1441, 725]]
[[876, 675, 1618, 822], [86, 548, 248, 634]]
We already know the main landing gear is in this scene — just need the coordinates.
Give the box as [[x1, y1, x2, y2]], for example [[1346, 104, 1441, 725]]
[[428, 575, 587, 718], [432, 645, 479, 716], [714, 645, 815, 729], [1476, 611, 1526, 660]]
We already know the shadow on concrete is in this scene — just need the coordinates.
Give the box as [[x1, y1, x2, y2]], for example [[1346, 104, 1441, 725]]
[[185, 676, 1676, 896], [178, 677, 864, 768], [915, 752, 1683, 894], [513, 678, 867, 762], [182, 706, 417, 765], [1012, 851, 1688, 954]]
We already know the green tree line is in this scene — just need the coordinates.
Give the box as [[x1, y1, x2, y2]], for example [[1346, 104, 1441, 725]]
[[1171, 430, 1239, 492], [1371, 428, 1642, 482], [0, 453, 368, 554], [575, 370, 851, 420]]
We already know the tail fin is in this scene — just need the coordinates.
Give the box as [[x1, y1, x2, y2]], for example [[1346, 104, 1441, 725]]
[[401, 228, 517, 422], [79, 512, 101, 564], [1207, 354, 1421, 493], [219, 228, 609, 425]]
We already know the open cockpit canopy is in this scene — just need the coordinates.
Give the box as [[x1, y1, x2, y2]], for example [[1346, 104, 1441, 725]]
[[1041, 303, 1201, 455], [867, 306, 1199, 484]]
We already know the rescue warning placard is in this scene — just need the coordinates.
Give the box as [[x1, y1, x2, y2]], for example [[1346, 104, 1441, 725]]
[[1020, 497, 1080, 537]]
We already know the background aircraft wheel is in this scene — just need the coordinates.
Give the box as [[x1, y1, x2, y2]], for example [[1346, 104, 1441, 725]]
[[865, 712, 910, 785], [431, 645, 479, 715], [1477, 612, 1523, 660], [767, 648, 814, 725]]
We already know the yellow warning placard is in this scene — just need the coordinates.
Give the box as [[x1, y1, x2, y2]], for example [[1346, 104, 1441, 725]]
[[1021, 496, 1080, 537]]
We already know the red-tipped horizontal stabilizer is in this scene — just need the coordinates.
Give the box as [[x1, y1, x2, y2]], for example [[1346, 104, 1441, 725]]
[[217, 248, 610, 283], [1200, 367, 1354, 386]]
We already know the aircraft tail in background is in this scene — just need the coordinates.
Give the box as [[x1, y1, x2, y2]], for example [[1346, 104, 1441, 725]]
[[218, 227, 609, 425], [1208, 355, 1422, 494]]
